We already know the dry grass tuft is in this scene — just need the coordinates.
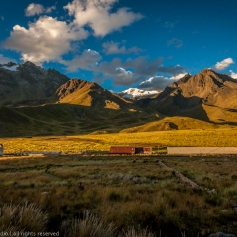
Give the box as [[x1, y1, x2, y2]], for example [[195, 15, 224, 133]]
[[0, 202, 48, 231], [61, 210, 116, 237], [119, 226, 156, 237]]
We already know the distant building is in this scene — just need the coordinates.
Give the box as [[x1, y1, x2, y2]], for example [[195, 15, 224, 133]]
[[0, 144, 3, 156], [167, 147, 237, 155], [109, 146, 152, 155], [135, 147, 152, 154], [109, 146, 135, 154]]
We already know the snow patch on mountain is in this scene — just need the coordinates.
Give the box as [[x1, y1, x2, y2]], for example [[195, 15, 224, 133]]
[[118, 88, 161, 99], [0, 63, 19, 71]]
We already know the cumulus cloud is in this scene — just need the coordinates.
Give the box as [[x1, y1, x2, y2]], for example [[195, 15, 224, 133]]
[[214, 58, 234, 71], [4, 16, 88, 65], [45, 43, 186, 87], [138, 76, 178, 90], [89, 56, 186, 87], [0, 54, 17, 64], [112, 67, 142, 85], [2, 0, 186, 88], [230, 70, 237, 79], [25, 3, 44, 16], [170, 72, 187, 80], [124, 57, 163, 76], [102, 41, 143, 55], [25, 3, 56, 16], [64, 0, 143, 36], [167, 38, 183, 48], [5, 0, 143, 66], [123, 57, 186, 77], [62, 49, 102, 72], [92, 65, 142, 86]]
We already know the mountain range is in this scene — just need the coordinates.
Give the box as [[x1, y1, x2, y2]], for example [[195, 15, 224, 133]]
[[0, 62, 237, 137], [137, 69, 237, 124]]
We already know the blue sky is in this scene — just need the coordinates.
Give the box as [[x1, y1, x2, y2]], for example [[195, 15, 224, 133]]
[[1, 0, 237, 92]]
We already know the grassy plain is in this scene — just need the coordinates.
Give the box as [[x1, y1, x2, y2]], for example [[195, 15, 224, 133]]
[[0, 155, 237, 236], [1, 129, 237, 236], [1, 127, 237, 153]]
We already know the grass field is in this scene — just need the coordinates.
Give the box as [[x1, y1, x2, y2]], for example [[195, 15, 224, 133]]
[[0, 155, 237, 236], [1, 128, 237, 154], [1, 129, 237, 236]]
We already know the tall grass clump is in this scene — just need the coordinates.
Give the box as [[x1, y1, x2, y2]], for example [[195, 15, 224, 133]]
[[61, 210, 116, 237], [119, 226, 156, 237], [0, 202, 48, 231]]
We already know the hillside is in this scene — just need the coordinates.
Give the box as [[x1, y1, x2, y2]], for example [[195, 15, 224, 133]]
[[0, 103, 155, 137], [120, 116, 221, 133]]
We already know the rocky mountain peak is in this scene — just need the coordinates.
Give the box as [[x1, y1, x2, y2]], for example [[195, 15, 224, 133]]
[[200, 68, 213, 73], [55, 79, 85, 100], [144, 69, 237, 121], [22, 61, 37, 66], [0, 61, 69, 106], [55, 78, 104, 101]]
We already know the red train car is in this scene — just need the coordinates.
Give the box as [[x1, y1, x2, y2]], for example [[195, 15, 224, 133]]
[[109, 146, 135, 154]]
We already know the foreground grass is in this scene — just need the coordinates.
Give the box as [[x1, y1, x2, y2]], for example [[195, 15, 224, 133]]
[[0, 155, 237, 236], [1, 128, 237, 153]]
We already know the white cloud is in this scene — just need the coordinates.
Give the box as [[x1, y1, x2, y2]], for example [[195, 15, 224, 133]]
[[214, 58, 234, 71], [170, 72, 187, 80], [2, 1, 186, 88], [25, 3, 56, 16], [45, 5, 57, 14], [4, 16, 88, 65], [25, 3, 44, 16], [123, 57, 186, 77], [61, 49, 102, 72], [90, 56, 186, 87], [138, 76, 177, 90], [113, 67, 141, 85], [5, 1, 142, 66], [230, 70, 237, 79], [0, 54, 17, 64], [64, 0, 143, 36], [167, 38, 183, 48], [1, 16, 4, 21], [102, 41, 143, 55]]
